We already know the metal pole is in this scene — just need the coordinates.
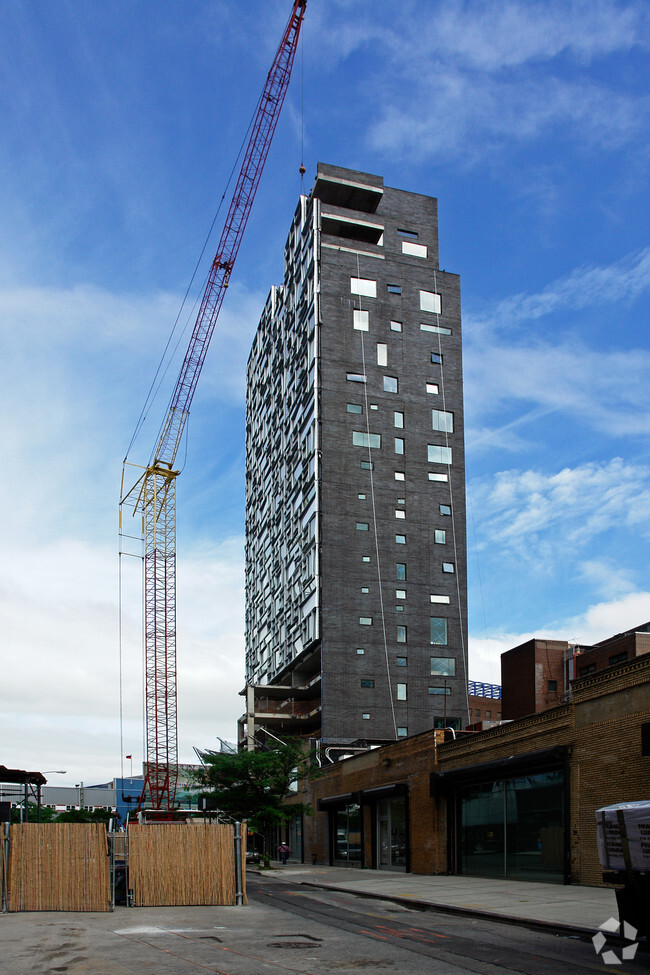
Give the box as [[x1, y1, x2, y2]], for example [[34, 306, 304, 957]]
[[233, 822, 243, 906]]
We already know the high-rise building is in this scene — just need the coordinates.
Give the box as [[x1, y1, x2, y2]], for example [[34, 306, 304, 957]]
[[240, 164, 468, 751]]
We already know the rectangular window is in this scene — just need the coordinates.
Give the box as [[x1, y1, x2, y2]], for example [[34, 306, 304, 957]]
[[358, 493, 366, 499], [431, 656, 455, 676], [420, 323, 451, 334], [377, 343, 388, 366], [397, 683, 407, 701], [420, 290, 442, 314], [359, 617, 372, 626], [395, 604, 404, 612], [396, 589, 406, 599], [361, 587, 369, 593], [361, 460, 374, 470], [370, 403, 378, 410], [351, 277, 376, 298], [356, 522, 369, 531], [395, 534, 406, 544], [390, 320, 402, 332], [431, 352, 442, 365], [356, 647, 365, 655], [439, 503, 451, 515], [353, 431, 381, 448], [442, 562, 454, 573], [426, 382, 439, 394], [394, 411, 404, 428], [403, 240, 428, 258], [362, 712, 371, 719], [394, 437, 404, 455], [430, 618, 448, 645], [434, 529, 446, 544], [398, 228, 418, 240], [396, 656, 407, 667], [396, 563, 406, 581], [431, 594, 451, 604], [353, 309, 369, 331], [428, 444, 452, 464], [387, 283, 402, 295], [429, 472, 448, 482], [347, 403, 362, 413], [362, 555, 371, 562], [347, 372, 367, 383], [395, 509, 405, 519], [397, 726, 408, 737], [361, 679, 375, 688], [394, 471, 405, 481], [429, 685, 451, 695], [432, 410, 454, 433], [396, 625, 407, 643], [384, 376, 398, 393]]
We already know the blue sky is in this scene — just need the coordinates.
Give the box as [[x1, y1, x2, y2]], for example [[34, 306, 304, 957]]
[[1, 0, 649, 784]]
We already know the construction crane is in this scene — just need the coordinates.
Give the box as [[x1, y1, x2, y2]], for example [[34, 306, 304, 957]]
[[120, 0, 307, 819]]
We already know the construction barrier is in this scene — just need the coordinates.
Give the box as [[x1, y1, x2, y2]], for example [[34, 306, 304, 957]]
[[127, 822, 246, 906], [6, 823, 110, 912]]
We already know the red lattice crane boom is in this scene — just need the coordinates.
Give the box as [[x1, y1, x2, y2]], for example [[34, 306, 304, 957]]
[[121, 0, 307, 818]]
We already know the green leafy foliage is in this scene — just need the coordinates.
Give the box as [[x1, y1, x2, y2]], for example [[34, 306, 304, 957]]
[[192, 738, 309, 833]]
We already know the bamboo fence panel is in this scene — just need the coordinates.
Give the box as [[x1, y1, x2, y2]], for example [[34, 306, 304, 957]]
[[128, 822, 246, 907], [7, 823, 110, 912]]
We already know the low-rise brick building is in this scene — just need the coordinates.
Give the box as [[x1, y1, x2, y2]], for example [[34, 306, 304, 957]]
[[287, 653, 650, 885]]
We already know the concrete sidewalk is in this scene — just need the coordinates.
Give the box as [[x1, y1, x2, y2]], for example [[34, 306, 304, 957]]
[[251, 863, 619, 936]]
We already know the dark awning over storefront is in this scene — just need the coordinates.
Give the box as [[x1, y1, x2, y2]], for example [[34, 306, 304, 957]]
[[360, 783, 408, 801], [430, 745, 567, 796], [317, 792, 360, 810]]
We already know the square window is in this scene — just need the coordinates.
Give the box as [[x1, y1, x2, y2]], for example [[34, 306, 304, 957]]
[[362, 712, 371, 720], [387, 283, 402, 295], [426, 382, 439, 394], [396, 563, 406, 581], [390, 320, 402, 332], [442, 562, 454, 573], [360, 678, 375, 688], [394, 411, 404, 428], [347, 403, 362, 413], [351, 277, 376, 298], [430, 618, 448, 645], [384, 376, 398, 393], [432, 410, 454, 433], [428, 444, 452, 464], [360, 617, 372, 626], [353, 309, 369, 331], [434, 529, 446, 544], [430, 594, 451, 604], [395, 534, 406, 544], [394, 471, 405, 481], [431, 352, 442, 365], [356, 522, 369, 531], [420, 290, 441, 314], [431, 656, 455, 676], [397, 726, 408, 737], [397, 683, 407, 701], [439, 504, 451, 515], [396, 625, 407, 643], [429, 472, 448, 483], [396, 589, 406, 599], [395, 509, 405, 519], [356, 647, 365, 655], [377, 343, 388, 366], [394, 437, 404, 455], [396, 656, 407, 667]]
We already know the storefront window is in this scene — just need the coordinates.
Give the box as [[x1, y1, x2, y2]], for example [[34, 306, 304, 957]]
[[459, 769, 564, 883], [334, 803, 362, 866]]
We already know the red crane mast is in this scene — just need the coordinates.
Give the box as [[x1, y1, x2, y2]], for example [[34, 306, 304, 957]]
[[121, 0, 307, 818]]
